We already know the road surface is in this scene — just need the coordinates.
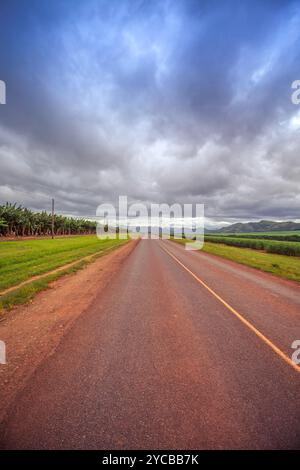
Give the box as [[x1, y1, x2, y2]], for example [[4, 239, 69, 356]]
[[1, 239, 300, 449]]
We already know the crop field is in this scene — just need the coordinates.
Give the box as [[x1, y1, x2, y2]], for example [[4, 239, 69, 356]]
[[208, 231, 300, 236], [204, 235, 300, 256], [0, 235, 127, 292], [206, 230, 300, 242]]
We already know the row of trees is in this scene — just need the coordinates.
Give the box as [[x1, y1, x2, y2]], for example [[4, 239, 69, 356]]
[[0, 203, 97, 237]]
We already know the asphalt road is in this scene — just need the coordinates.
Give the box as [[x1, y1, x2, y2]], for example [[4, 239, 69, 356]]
[[1, 239, 300, 449]]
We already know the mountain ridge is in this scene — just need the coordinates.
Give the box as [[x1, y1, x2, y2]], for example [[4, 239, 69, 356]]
[[213, 220, 300, 233]]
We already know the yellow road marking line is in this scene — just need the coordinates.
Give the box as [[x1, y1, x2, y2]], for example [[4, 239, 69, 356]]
[[161, 244, 300, 373]]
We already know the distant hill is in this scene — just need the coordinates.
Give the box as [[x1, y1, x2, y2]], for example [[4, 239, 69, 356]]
[[214, 220, 300, 233]]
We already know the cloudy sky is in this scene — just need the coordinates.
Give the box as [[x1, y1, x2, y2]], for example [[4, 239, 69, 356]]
[[0, 0, 300, 226]]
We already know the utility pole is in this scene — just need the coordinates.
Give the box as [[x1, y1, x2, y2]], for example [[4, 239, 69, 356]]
[[51, 198, 55, 239]]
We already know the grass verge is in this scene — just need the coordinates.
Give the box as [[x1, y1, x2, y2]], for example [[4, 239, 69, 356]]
[[0, 239, 129, 313], [0, 235, 128, 291], [172, 239, 300, 282]]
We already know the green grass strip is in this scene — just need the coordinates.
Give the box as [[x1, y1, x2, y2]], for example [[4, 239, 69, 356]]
[[172, 239, 300, 282]]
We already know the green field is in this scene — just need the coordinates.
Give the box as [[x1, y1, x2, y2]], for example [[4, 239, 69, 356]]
[[173, 238, 300, 282], [204, 235, 300, 256], [208, 230, 300, 236], [206, 230, 300, 242], [0, 235, 127, 293]]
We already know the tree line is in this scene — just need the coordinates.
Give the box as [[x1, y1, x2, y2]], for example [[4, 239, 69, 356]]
[[0, 203, 97, 237]]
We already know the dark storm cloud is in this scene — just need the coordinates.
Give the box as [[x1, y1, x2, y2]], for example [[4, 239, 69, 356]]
[[0, 0, 300, 223]]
